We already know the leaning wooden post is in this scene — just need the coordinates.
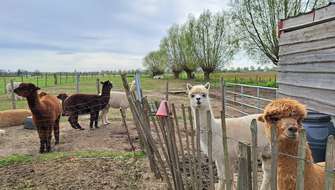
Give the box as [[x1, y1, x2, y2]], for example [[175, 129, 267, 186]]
[[221, 78, 232, 190], [207, 110, 215, 190], [96, 78, 100, 94], [120, 108, 135, 152], [296, 128, 306, 190], [270, 122, 278, 190], [250, 119, 258, 190], [325, 135, 335, 190], [10, 79, 16, 109]]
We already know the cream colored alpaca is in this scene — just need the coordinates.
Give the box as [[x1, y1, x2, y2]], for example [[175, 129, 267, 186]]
[[187, 83, 270, 189]]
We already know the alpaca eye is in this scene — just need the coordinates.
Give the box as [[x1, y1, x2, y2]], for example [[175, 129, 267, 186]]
[[191, 94, 195, 98], [202, 94, 206, 97]]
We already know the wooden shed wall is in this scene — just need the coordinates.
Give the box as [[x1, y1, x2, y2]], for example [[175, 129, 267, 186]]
[[278, 3, 335, 116]]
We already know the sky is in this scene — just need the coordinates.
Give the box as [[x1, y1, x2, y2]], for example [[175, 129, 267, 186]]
[[0, 0, 262, 72]]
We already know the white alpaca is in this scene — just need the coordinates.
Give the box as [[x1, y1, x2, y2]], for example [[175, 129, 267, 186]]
[[6, 82, 24, 100], [100, 81, 136, 125], [187, 83, 270, 189]]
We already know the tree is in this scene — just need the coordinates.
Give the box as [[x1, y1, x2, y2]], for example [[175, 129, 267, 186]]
[[192, 10, 238, 80], [143, 50, 167, 77], [232, 0, 328, 65], [161, 25, 183, 79]]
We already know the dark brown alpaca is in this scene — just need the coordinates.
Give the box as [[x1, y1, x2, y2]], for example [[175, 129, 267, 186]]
[[63, 80, 113, 130], [14, 83, 62, 153]]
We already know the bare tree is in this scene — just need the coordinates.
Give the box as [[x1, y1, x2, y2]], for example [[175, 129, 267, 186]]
[[143, 50, 167, 77], [232, 0, 329, 65], [192, 10, 238, 80]]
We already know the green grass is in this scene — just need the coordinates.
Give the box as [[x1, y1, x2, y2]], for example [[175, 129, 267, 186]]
[[0, 150, 145, 168], [0, 72, 276, 111]]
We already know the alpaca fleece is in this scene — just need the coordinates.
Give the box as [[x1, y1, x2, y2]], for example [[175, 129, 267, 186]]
[[14, 83, 61, 153]]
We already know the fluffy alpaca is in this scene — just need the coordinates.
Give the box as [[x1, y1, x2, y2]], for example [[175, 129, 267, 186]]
[[14, 83, 62, 153], [100, 80, 136, 125], [258, 98, 328, 190], [56, 93, 68, 116], [6, 82, 24, 100], [63, 80, 113, 130], [0, 109, 31, 128], [187, 83, 270, 189]]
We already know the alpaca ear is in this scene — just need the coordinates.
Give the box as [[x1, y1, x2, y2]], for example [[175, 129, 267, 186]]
[[204, 82, 210, 90], [100, 81, 104, 85], [35, 86, 41, 90], [186, 83, 193, 91], [258, 115, 265, 122]]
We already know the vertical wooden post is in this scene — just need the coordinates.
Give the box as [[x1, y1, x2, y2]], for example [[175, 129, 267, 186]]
[[36, 76, 39, 86], [165, 80, 169, 100], [3, 78, 7, 94], [188, 106, 197, 190], [325, 135, 334, 190], [54, 73, 57, 85], [10, 80, 16, 109], [76, 73, 80, 93], [120, 108, 135, 151], [207, 110, 215, 190], [270, 123, 278, 190], [96, 78, 100, 94], [59, 73, 62, 85], [195, 108, 203, 190], [221, 78, 232, 190], [250, 119, 258, 190], [21, 75, 23, 83], [237, 142, 251, 190], [182, 104, 194, 190], [45, 74, 47, 87], [296, 129, 306, 190]]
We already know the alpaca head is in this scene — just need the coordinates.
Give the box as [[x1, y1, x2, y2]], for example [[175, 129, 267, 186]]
[[186, 82, 211, 111], [57, 93, 68, 101], [258, 98, 307, 142], [100, 80, 113, 93], [14, 83, 40, 97]]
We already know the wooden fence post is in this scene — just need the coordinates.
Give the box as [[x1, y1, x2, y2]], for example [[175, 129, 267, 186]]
[[54, 73, 57, 85], [10, 80, 16, 109], [3, 79, 7, 94], [96, 78, 100, 94], [237, 142, 251, 190], [270, 123, 278, 190], [36, 76, 39, 86], [221, 78, 232, 190], [296, 128, 306, 190], [324, 135, 334, 190], [207, 110, 215, 190], [45, 74, 47, 87], [250, 119, 258, 190], [59, 73, 62, 85], [21, 75, 23, 83], [76, 73, 80, 93], [195, 108, 203, 190]]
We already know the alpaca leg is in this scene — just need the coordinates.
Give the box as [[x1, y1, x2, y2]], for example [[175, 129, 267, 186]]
[[74, 114, 84, 130], [54, 116, 60, 145], [68, 115, 78, 129], [94, 111, 99, 128], [45, 128, 52, 152], [105, 108, 111, 124], [37, 128, 46, 153], [89, 112, 95, 129]]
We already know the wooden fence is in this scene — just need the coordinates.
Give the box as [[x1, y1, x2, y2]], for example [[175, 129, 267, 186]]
[[120, 74, 335, 190]]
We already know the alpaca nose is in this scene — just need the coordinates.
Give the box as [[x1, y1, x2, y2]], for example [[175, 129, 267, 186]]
[[196, 97, 201, 101], [288, 126, 298, 133]]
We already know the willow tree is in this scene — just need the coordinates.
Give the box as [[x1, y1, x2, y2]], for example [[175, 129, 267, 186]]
[[192, 10, 238, 81], [143, 50, 167, 77], [161, 25, 183, 79], [232, 0, 328, 65]]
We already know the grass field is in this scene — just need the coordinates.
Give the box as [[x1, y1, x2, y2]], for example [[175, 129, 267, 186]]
[[0, 71, 276, 111]]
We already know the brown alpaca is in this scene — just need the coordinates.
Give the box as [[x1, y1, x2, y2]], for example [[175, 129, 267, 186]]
[[14, 83, 62, 153], [57, 93, 68, 116], [62, 80, 113, 130], [258, 98, 327, 190]]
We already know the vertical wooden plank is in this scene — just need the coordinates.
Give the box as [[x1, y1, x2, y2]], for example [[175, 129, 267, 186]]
[[45, 74, 47, 87], [120, 108, 135, 151], [195, 108, 202, 190], [3, 78, 7, 94], [10, 80, 16, 109], [237, 142, 250, 190], [221, 78, 232, 190], [296, 128, 306, 190], [324, 135, 334, 190], [96, 78, 100, 94], [182, 104, 194, 190], [270, 123, 278, 190], [165, 80, 169, 100], [250, 119, 258, 190], [207, 110, 215, 190], [187, 106, 197, 190], [36, 76, 39, 86]]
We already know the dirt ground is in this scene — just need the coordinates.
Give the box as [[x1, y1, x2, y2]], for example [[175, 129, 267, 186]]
[[0, 87, 272, 189]]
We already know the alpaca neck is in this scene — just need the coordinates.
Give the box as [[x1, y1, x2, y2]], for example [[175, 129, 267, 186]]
[[101, 86, 111, 97], [26, 92, 42, 115]]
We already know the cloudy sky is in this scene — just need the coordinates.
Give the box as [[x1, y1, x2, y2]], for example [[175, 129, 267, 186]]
[[0, 0, 257, 72]]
